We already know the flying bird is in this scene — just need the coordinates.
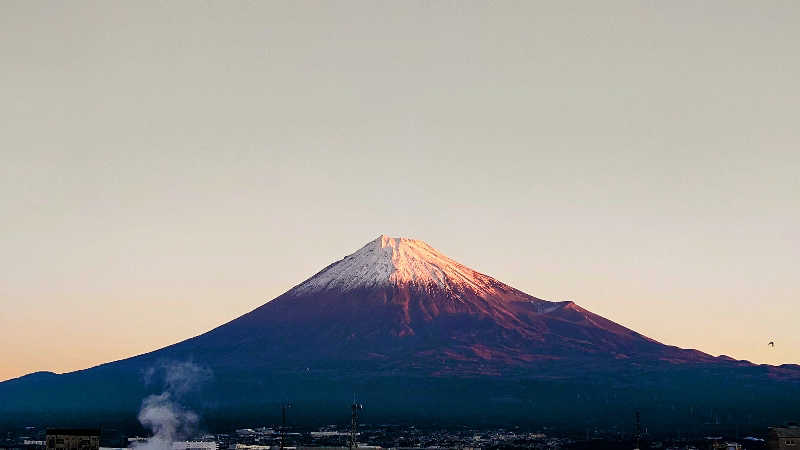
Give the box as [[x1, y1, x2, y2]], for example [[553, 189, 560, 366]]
[[768, 341, 775, 347]]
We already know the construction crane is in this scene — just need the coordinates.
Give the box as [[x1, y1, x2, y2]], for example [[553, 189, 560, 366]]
[[349, 401, 363, 450]]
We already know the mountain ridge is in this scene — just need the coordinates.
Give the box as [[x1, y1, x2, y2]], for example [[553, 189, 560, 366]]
[[127, 234, 735, 374]]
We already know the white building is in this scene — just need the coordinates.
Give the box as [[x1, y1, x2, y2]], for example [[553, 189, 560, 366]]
[[172, 442, 217, 450]]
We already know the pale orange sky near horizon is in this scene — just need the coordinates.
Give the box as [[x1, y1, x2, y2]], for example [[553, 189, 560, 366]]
[[1, 1, 799, 382]]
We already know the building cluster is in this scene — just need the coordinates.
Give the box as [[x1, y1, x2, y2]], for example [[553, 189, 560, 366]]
[[1, 430, 219, 450], [2, 423, 799, 450], [767, 423, 800, 450]]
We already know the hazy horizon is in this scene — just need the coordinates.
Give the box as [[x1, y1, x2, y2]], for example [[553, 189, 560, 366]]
[[2, 1, 799, 382]]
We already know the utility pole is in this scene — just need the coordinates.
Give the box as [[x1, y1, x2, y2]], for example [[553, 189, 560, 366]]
[[349, 401, 363, 450], [280, 402, 292, 450], [635, 410, 641, 450]]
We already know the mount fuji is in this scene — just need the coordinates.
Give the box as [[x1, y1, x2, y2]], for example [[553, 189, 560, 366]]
[[189, 235, 720, 372], [2, 235, 799, 432]]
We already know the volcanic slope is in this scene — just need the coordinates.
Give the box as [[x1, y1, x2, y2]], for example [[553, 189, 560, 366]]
[[166, 235, 720, 374]]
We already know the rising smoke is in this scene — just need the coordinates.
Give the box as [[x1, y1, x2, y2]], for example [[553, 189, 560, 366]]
[[133, 362, 212, 450]]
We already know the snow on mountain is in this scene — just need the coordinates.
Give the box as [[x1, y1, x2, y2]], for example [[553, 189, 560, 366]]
[[290, 235, 511, 298]]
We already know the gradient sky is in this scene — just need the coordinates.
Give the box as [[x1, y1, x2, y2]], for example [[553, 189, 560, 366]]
[[1, 1, 799, 382]]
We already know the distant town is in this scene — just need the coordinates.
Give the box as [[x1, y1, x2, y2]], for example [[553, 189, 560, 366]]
[[4, 421, 800, 450]]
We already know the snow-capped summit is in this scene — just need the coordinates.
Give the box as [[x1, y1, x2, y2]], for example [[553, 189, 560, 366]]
[[290, 235, 506, 296]]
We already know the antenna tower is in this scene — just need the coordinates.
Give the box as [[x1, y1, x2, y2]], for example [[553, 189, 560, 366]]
[[349, 400, 363, 450], [280, 401, 292, 450]]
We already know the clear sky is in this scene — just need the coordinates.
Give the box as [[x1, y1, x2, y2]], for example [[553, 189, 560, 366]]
[[1, 1, 798, 382]]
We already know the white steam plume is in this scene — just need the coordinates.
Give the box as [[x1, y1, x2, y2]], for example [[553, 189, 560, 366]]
[[133, 362, 212, 450]]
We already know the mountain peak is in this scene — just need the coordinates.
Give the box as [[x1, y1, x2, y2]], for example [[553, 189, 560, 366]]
[[289, 235, 503, 296], [373, 234, 438, 254], [373, 234, 432, 250]]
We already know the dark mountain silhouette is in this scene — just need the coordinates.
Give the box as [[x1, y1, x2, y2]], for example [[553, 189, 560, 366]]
[[2, 235, 799, 434]]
